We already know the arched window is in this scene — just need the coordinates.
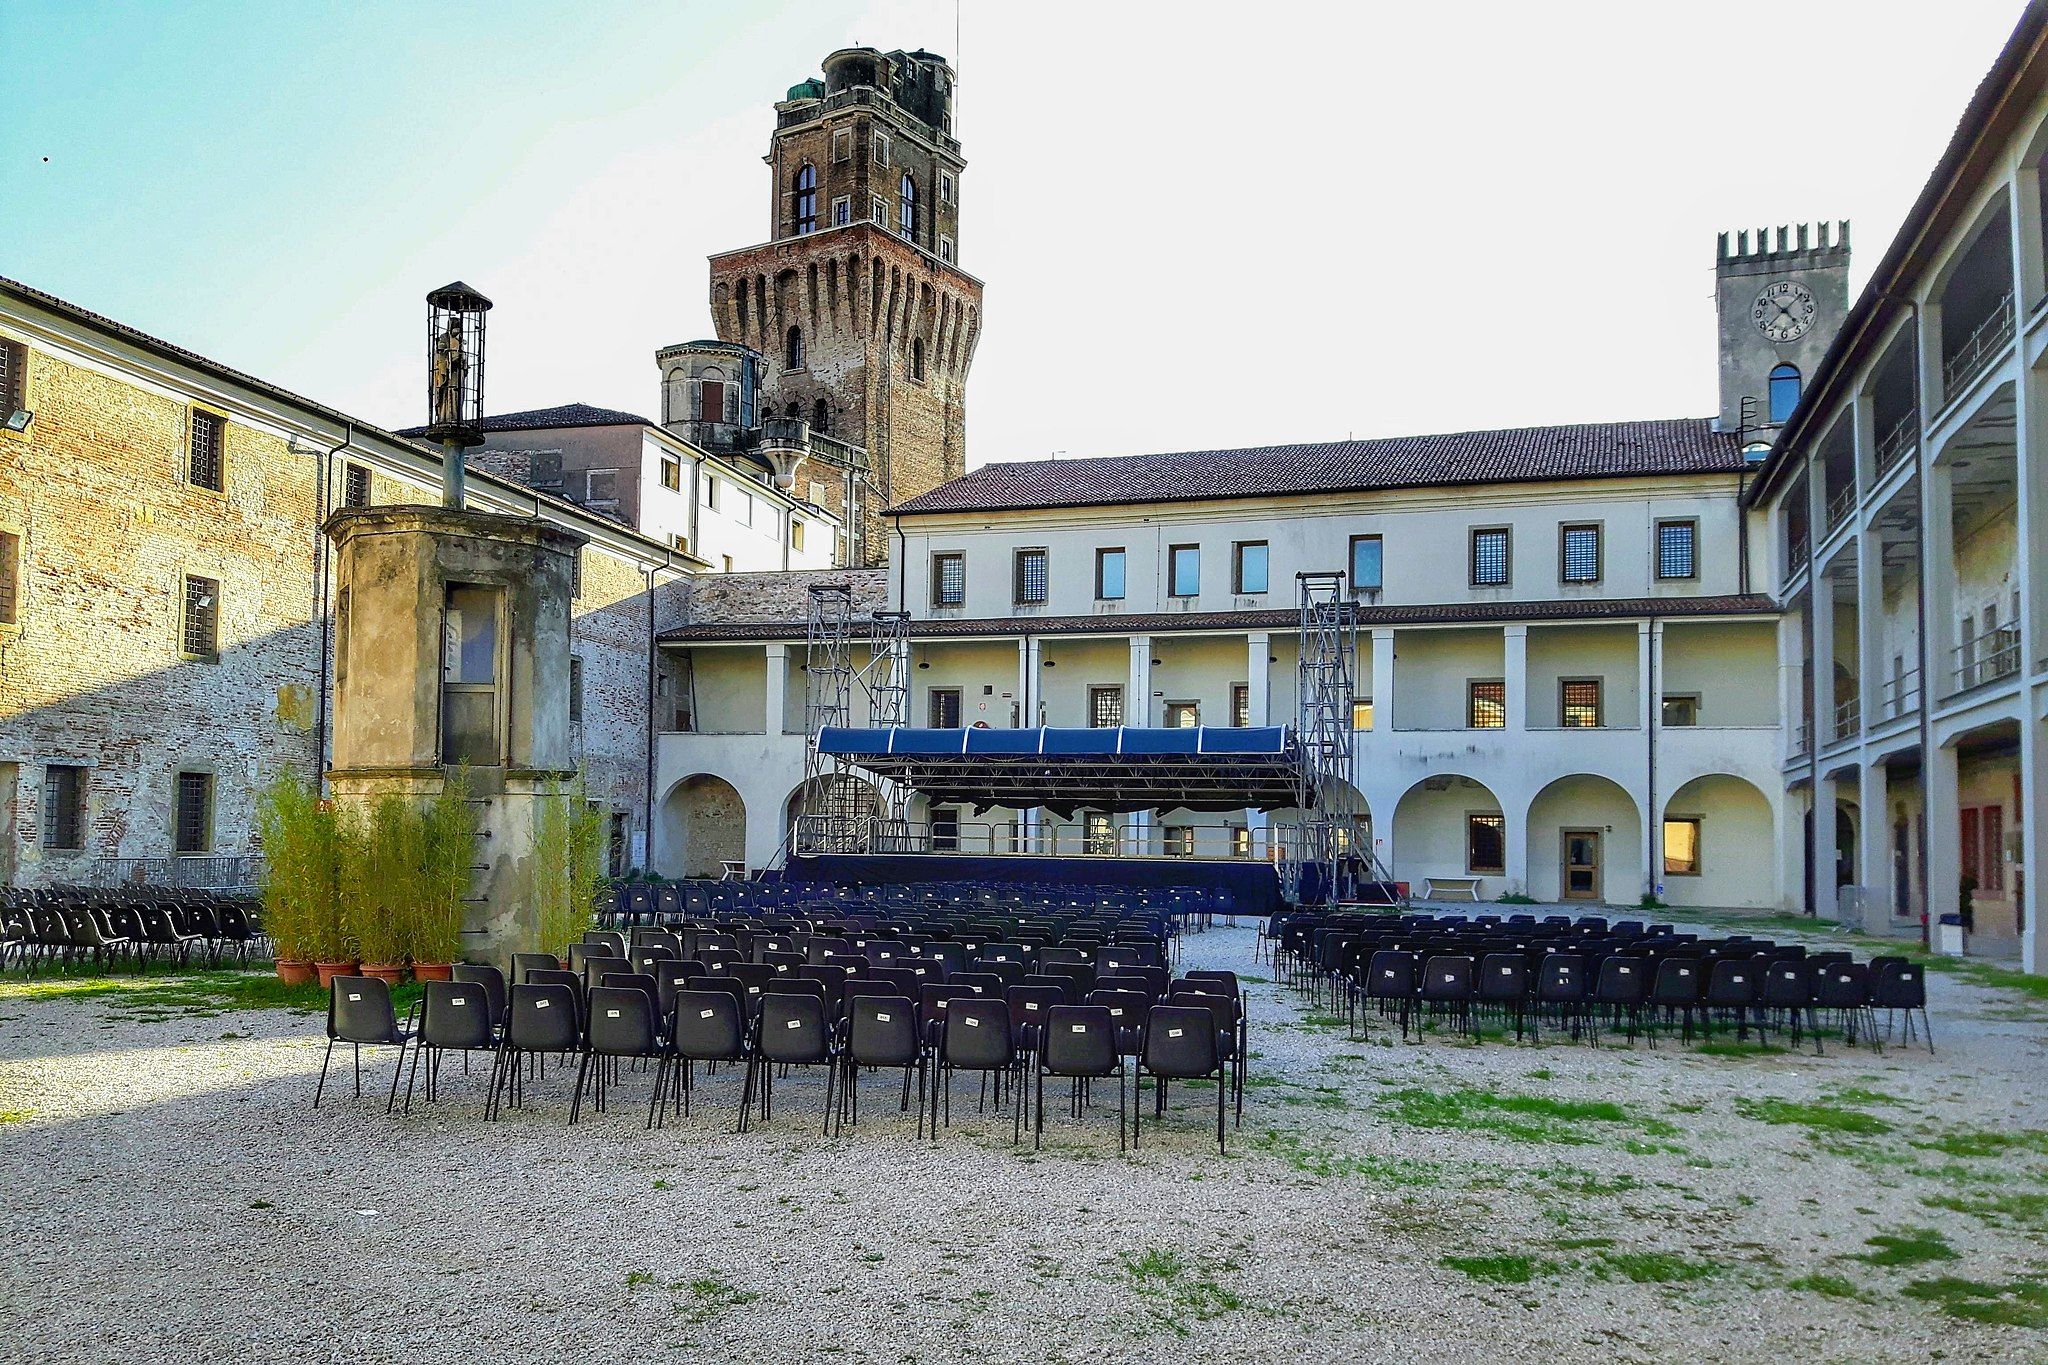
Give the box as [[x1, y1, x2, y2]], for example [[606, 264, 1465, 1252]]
[[785, 325, 805, 371], [911, 336, 926, 381], [898, 172, 917, 240], [697, 366, 726, 424], [1768, 363, 1801, 423], [811, 398, 830, 434], [793, 163, 817, 235]]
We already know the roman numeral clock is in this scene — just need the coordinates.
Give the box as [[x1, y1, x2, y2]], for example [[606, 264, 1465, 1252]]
[[1752, 280, 1818, 342]]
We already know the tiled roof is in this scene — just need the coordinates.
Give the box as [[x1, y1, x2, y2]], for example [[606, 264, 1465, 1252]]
[[397, 401, 653, 436], [660, 594, 1776, 643], [889, 418, 1746, 515]]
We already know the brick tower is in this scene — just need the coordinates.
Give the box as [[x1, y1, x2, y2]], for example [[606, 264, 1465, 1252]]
[[707, 46, 982, 565]]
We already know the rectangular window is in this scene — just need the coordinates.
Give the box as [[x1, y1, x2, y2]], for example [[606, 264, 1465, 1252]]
[[1088, 685, 1124, 728], [173, 771, 213, 854], [1470, 527, 1510, 586], [1467, 679, 1506, 729], [188, 410, 225, 491], [938, 235, 954, 263], [932, 552, 965, 606], [1664, 816, 1702, 875], [568, 655, 584, 723], [700, 477, 720, 509], [670, 533, 689, 553], [929, 688, 962, 728], [181, 574, 220, 660], [442, 583, 503, 766], [1560, 679, 1603, 728], [1084, 811, 1116, 856], [1467, 813, 1506, 875], [1232, 540, 1269, 594], [831, 196, 851, 227], [939, 172, 955, 204], [1164, 826, 1195, 857], [931, 807, 959, 852], [1349, 534, 1383, 593], [1095, 548, 1126, 600], [0, 528, 19, 626], [869, 195, 887, 225], [1352, 698, 1373, 730], [586, 469, 617, 506], [1013, 548, 1048, 605], [832, 128, 852, 162], [791, 520, 806, 552], [42, 764, 84, 850], [1656, 519, 1697, 580], [1231, 826, 1252, 858], [1164, 701, 1199, 728], [342, 463, 371, 509], [1661, 694, 1699, 726], [0, 337, 24, 417], [659, 457, 681, 491], [1560, 523, 1601, 583], [1230, 683, 1251, 728], [871, 132, 890, 165], [1169, 544, 1200, 598]]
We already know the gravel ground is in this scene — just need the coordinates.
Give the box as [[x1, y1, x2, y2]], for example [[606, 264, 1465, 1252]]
[[5, 915, 2048, 1363]]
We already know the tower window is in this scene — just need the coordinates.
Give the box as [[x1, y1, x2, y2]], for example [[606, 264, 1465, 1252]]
[[188, 410, 225, 491], [1768, 363, 1801, 423], [342, 462, 371, 509], [831, 195, 851, 227], [811, 398, 830, 435], [871, 132, 890, 165], [911, 337, 926, 381], [785, 326, 805, 371], [832, 128, 852, 162], [939, 172, 955, 205], [898, 173, 917, 240], [698, 366, 726, 424], [869, 195, 887, 225], [793, 163, 817, 235], [939, 235, 954, 263]]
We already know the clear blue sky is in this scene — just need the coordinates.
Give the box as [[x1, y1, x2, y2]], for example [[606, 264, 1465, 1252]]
[[2, 1, 2032, 463]]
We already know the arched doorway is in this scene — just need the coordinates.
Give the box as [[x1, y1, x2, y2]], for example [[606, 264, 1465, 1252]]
[[1525, 774, 1641, 904], [659, 774, 747, 878], [1391, 775, 1504, 899], [1662, 774, 1774, 909]]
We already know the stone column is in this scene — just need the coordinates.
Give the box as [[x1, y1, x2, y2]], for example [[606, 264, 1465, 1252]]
[[1811, 775, 1839, 922], [764, 643, 788, 736], [1643, 621, 1663, 902], [1927, 740, 1963, 952], [1503, 625, 1528, 733], [1371, 628, 1395, 732], [1858, 758, 1892, 927], [1126, 635, 1152, 727]]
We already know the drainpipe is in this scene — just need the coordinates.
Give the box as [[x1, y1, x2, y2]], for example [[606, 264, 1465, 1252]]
[[644, 547, 684, 874], [313, 422, 352, 793], [1646, 610, 1658, 907], [1805, 449, 1821, 917]]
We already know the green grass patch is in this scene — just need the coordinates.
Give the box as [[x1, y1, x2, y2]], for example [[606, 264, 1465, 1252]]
[[1595, 1251, 1724, 1284], [1247, 1129, 1440, 1185], [1115, 1248, 1246, 1335], [1857, 1229, 1958, 1268], [1913, 1129, 2048, 1160], [1443, 1254, 1549, 1284], [1922, 1191, 2048, 1230], [1787, 1271, 1864, 1299], [1384, 1086, 1674, 1146], [1734, 1096, 1894, 1139], [0, 969, 414, 1020], [0, 1108, 33, 1124], [1693, 1041, 1786, 1058], [1902, 1276, 2048, 1327]]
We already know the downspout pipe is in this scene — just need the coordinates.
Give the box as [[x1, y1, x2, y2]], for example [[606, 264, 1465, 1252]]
[[313, 422, 352, 792], [644, 547, 683, 875]]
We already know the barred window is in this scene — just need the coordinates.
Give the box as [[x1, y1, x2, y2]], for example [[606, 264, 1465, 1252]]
[[932, 553, 965, 606], [1164, 826, 1195, 857], [1083, 812, 1116, 856], [342, 463, 371, 508], [1470, 527, 1509, 585], [1560, 679, 1603, 728], [1089, 686, 1123, 728], [1467, 813, 1506, 875], [0, 337, 24, 416], [189, 410, 225, 491], [174, 771, 213, 854], [1014, 548, 1048, 604], [1560, 524, 1600, 583], [42, 764, 85, 850], [1656, 520, 1697, 579], [0, 528, 19, 626], [1467, 679, 1506, 728], [1231, 682, 1251, 728], [929, 688, 962, 727], [181, 575, 219, 659]]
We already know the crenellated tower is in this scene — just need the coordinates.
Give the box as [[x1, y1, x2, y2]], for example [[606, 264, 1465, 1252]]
[[1715, 221, 1851, 445], [705, 46, 983, 565]]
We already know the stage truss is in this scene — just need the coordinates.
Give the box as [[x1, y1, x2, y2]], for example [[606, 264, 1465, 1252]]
[[793, 583, 910, 856], [1282, 572, 1381, 904]]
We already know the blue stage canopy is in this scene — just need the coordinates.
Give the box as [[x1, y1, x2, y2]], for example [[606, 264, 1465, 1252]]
[[814, 725, 1300, 815]]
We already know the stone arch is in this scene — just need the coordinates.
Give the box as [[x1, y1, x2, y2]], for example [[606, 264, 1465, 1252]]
[[1391, 774, 1504, 899], [658, 773, 746, 879], [1525, 773, 1642, 905], [1661, 773, 1774, 909]]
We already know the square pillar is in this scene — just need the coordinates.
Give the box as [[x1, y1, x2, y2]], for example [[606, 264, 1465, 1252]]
[[1811, 775, 1840, 921], [1016, 636, 1040, 727], [764, 643, 788, 736], [1643, 621, 1663, 900], [1858, 759, 1892, 924], [1127, 635, 1152, 728], [1923, 462, 1959, 700], [1811, 571, 1837, 745], [2021, 718, 2046, 973], [1778, 608, 1806, 758], [1370, 628, 1395, 733], [1245, 632, 1270, 725], [1926, 741, 1963, 952], [1856, 528, 1886, 721], [1503, 625, 1528, 733]]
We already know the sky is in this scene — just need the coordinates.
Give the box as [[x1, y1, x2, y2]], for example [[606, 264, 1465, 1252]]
[[1, 1, 2032, 466]]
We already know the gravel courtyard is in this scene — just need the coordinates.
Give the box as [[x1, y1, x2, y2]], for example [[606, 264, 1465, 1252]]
[[5, 917, 2048, 1364]]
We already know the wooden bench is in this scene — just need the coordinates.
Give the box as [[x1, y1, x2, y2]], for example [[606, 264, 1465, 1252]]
[[1420, 876, 1483, 902]]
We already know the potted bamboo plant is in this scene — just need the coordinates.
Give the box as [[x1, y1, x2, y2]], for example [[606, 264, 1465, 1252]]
[[532, 777, 607, 962], [408, 773, 476, 981], [353, 792, 417, 984], [257, 771, 347, 987]]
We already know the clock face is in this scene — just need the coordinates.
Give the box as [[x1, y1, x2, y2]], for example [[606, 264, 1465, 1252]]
[[1752, 281, 1817, 343]]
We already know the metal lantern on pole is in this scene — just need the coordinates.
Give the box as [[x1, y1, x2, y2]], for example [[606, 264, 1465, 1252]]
[[424, 281, 492, 509]]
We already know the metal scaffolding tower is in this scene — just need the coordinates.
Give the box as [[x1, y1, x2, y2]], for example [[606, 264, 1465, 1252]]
[[1288, 572, 1375, 904], [793, 584, 910, 856]]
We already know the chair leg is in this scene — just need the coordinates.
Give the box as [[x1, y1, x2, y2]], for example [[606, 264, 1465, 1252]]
[[384, 1041, 407, 1114], [314, 1038, 335, 1108], [402, 1041, 426, 1115], [569, 1049, 592, 1124]]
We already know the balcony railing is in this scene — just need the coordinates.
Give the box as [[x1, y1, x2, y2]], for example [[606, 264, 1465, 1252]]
[[1880, 667, 1922, 720], [1832, 695, 1861, 743], [1826, 481, 1858, 534], [1876, 411, 1919, 475], [1787, 533, 1810, 569], [1951, 627, 2022, 693], [1791, 720, 1810, 756], [1941, 293, 2016, 396], [75, 855, 265, 891]]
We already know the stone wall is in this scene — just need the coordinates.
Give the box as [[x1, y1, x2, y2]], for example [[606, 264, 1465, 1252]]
[[675, 566, 889, 626]]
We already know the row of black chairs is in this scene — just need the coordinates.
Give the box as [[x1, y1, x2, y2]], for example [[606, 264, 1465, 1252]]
[[1, 898, 262, 974]]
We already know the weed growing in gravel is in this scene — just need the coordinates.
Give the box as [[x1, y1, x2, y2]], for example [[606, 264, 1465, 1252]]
[[1734, 1096, 1894, 1141], [1787, 1272, 1865, 1299], [1913, 1128, 2048, 1159], [1383, 1087, 1675, 1146], [0, 970, 418, 1020], [1114, 1249, 1246, 1336], [1856, 1229, 1958, 1268], [1535, 1166, 1641, 1197], [1693, 1042, 1786, 1058], [0, 1109, 32, 1124], [1594, 1251, 1724, 1284], [1902, 1276, 2048, 1327], [1921, 1191, 2048, 1230], [1247, 1128, 1441, 1185], [1443, 1254, 1550, 1284], [674, 1274, 759, 1323]]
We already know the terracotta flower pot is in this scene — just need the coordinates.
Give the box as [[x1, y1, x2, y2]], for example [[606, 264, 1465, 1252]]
[[360, 962, 407, 985], [314, 960, 359, 989], [275, 959, 317, 987], [411, 962, 453, 982]]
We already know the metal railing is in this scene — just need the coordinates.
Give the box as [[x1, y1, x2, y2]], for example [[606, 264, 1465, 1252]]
[[1880, 667, 1921, 720], [793, 815, 1304, 862], [1876, 411, 1918, 475], [1826, 480, 1858, 533], [1832, 695, 1861, 742], [775, 86, 962, 153], [1951, 627, 2022, 693], [1941, 292, 2015, 395], [75, 855, 265, 891], [1791, 720, 1810, 756], [1788, 533, 1810, 568]]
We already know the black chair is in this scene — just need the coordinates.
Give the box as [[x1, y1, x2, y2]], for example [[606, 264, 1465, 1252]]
[[1588, 956, 1647, 1045], [486, 982, 580, 1119], [572, 986, 665, 1125], [1870, 959, 1933, 1051], [511, 951, 560, 984], [1088, 987, 1152, 1057], [1814, 963, 1880, 1052], [1418, 954, 1477, 1040], [1647, 958, 1704, 1044], [314, 975, 414, 1110], [1477, 952, 1531, 1042], [402, 980, 496, 1112], [1359, 950, 1417, 1041], [840, 994, 925, 1136], [1535, 954, 1589, 1041], [656, 988, 756, 1130], [1135, 1004, 1226, 1154], [1703, 958, 1761, 1041], [1035, 1004, 1126, 1151], [450, 964, 508, 1036], [753, 992, 839, 1131], [933, 997, 1021, 1142]]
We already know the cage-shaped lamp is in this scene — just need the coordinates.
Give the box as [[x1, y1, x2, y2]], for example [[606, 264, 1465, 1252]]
[[424, 281, 492, 448]]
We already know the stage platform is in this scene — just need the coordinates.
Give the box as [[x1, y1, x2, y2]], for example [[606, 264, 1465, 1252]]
[[782, 852, 1287, 918]]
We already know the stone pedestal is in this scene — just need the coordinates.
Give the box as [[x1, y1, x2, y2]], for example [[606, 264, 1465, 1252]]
[[325, 505, 588, 964]]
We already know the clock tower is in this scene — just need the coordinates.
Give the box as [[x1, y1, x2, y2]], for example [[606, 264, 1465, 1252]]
[[1715, 222, 1850, 446]]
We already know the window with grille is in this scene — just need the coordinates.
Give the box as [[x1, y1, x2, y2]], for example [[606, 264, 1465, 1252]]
[[932, 553, 965, 606], [1169, 545, 1200, 597], [1233, 541, 1269, 594], [188, 410, 225, 491], [174, 771, 213, 854], [569, 656, 584, 723], [1467, 679, 1506, 728], [1013, 548, 1048, 604], [1164, 826, 1195, 857], [1656, 520, 1697, 579], [1560, 679, 1603, 728], [1470, 528, 1509, 586], [0, 338, 26, 416], [1095, 548, 1125, 600], [0, 528, 19, 626], [1089, 686, 1124, 728], [1560, 524, 1600, 583], [1231, 683, 1251, 728], [181, 575, 219, 659], [1664, 817, 1701, 875], [342, 463, 371, 508], [1466, 813, 1505, 875], [1349, 535, 1382, 593], [1084, 812, 1116, 856], [42, 764, 84, 850], [929, 688, 962, 727]]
